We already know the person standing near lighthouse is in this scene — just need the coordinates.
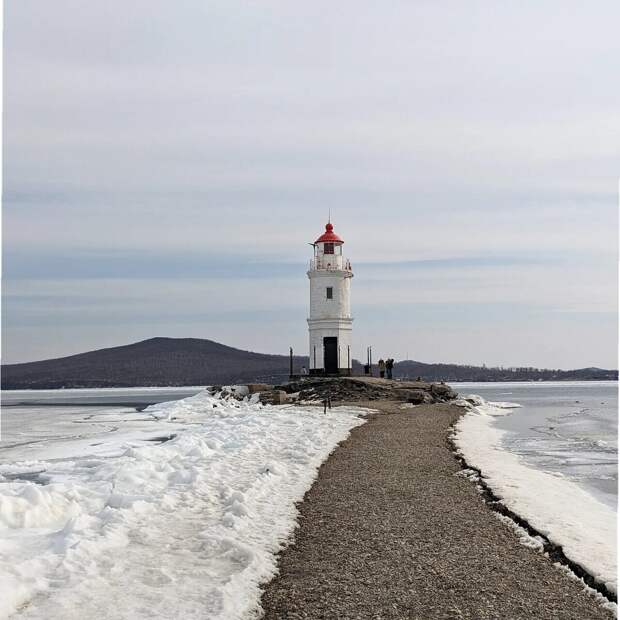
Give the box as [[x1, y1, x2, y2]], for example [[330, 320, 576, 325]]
[[307, 221, 353, 375]]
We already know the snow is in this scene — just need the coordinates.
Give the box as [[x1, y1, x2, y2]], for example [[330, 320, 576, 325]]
[[453, 396, 617, 595], [455, 394, 521, 409], [0, 390, 367, 619]]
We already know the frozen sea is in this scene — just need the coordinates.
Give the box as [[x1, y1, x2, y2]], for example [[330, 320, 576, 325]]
[[0, 387, 205, 459], [453, 381, 618, 509]]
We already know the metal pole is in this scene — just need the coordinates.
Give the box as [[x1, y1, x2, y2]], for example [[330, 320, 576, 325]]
[[289, 347, 293, 378], [347, 345, 350, 374], [369, 346, 373, 376], [313, 346, 316, 371]]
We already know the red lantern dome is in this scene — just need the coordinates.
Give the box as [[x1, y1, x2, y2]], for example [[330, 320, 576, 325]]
[[315, 222, 344, 244]]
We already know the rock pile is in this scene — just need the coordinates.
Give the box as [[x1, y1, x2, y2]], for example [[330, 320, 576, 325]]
[[276, 377, 458, 405]]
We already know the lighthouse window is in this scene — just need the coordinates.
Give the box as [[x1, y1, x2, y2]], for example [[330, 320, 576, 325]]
[[326, 287, 333, 300], [324, 242, 334, 254]]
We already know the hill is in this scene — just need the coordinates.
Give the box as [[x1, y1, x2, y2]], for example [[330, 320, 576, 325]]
[[1, 338, 307, 389], [1, 338, 616, 389]]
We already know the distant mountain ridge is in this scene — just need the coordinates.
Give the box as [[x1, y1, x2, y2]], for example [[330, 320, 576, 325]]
[[1, 337, 617, 389]]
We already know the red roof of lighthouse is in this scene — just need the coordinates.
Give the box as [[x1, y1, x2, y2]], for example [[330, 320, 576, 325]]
[[315, 222, 344, 244]]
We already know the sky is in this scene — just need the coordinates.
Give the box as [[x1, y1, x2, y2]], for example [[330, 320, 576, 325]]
[[2, 1, 618, 368]]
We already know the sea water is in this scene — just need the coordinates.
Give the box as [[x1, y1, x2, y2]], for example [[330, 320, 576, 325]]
[[453, 381, 618, 509]]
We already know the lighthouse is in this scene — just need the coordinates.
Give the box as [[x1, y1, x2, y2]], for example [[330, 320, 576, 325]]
[[307, 221, 353, 375]]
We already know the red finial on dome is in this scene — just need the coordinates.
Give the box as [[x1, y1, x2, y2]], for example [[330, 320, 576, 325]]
[[315, 221, 344, 244]]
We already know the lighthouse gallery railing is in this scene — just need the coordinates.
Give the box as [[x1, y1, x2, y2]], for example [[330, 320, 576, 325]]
[[309, 257, 352, 271]]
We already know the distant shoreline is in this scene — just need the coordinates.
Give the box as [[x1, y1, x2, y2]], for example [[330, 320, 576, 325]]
[[2, 377, 618, 391]]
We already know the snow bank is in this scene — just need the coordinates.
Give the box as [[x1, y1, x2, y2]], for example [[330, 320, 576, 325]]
[[453, 397, 617, 595], [0, 391, 367, 619]]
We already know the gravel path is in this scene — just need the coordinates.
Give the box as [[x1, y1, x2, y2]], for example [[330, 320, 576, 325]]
[[260, 401, 614, 620]]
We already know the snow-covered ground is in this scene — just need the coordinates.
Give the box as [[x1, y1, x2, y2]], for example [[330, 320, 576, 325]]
[[454, 396, 617, 596], [0, 390, 367, 619]]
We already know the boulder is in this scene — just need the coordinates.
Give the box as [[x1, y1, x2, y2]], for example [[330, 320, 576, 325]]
[[247, 383, 273, 394], [397, 389, 432, 404], [430, 383, 458, 401], [259, 390, 288, 405]]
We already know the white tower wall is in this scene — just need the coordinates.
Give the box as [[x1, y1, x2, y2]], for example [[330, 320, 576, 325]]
[[309, 273, 351, 319]]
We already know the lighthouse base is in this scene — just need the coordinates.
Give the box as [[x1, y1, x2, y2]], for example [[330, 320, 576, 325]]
[[307, 318, 353, 376], [309, 367, 352, 377]]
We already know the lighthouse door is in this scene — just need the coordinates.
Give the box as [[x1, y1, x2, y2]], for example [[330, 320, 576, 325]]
[[323, 337, 338, 374]]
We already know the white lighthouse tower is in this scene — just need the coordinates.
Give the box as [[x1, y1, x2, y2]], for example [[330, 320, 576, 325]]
[[307, 221, 353, 375]]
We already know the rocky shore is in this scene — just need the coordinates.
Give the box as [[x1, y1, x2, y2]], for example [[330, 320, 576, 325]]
[[279, 376, 458, 404], [258, 395, 614, 619]]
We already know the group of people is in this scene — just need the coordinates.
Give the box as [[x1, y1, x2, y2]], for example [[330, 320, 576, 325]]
[[378, 357, 394, 379]]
